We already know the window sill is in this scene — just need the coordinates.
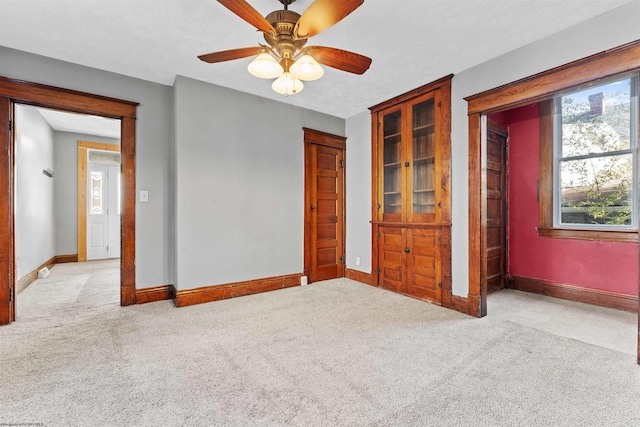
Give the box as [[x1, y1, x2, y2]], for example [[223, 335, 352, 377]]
[[537, 227, 638, 243]]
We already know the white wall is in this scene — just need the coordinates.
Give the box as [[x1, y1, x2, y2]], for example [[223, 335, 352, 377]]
[[346, 0, 640, 296], [0, 46, 174, 288], [345, 111, 372, 274], [173, 76, 344, 290], [15, 105, 55, 279], [53, 131, 120, 255]]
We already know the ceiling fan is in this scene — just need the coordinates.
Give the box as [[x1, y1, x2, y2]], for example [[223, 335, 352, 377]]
[[198, 0, 372, 95]]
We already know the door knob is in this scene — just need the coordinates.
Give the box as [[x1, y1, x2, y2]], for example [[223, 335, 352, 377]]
[[404, 248, 410, 253], [310, 205, 315, 210]]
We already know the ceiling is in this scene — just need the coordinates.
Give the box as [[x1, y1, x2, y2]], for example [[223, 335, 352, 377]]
[[0, 0, 632, 120], [36, 107, 121, 139]]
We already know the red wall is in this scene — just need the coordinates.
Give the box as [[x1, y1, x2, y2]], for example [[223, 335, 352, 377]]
[[492, 104, 638, 296]]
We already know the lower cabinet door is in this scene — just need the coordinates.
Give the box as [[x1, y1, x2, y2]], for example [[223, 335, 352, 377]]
[[378, 227, 406, 293], [378, 226, 442, 303], [406, 228, 441, 303]]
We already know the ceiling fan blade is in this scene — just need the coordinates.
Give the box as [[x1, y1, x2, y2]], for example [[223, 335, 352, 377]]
[[307, 46, 372, 75], [294, 0, 364, 38], [217, 0, 275, 35], [198, 46, 263, 64]]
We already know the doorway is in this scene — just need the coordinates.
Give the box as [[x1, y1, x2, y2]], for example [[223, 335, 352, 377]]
[[303, 128, 346, 283], [465, 42, 640, 363], [0, 76, 138, 325], [78, 142, 122, 262]]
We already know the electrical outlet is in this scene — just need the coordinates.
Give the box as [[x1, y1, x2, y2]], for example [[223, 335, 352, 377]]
[[140, 190, 149, 202], [355, 257, 361, 266]]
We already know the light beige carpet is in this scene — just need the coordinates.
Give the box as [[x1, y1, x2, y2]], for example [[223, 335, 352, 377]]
[[1, 261, 639, 426]]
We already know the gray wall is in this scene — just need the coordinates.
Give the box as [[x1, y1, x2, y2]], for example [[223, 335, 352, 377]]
[[345, 0, 640, 296], [345, 111, 372, 274], [15, 105, 55, 280], [53, 131, 120, 255], [173, 76, 344, 290], [0, 46, 174, 288]]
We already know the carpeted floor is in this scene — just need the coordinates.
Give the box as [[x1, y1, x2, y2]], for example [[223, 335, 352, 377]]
[[2, 261, 639, 426]]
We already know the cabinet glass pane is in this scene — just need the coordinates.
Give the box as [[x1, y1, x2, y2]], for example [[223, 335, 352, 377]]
[[412, 99, 435, 214], [383, 110, 402, 214]]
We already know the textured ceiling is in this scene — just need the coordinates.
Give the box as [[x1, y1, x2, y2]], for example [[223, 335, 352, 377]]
[[0, 0, 632, 119], [36, 107, 121, 139]]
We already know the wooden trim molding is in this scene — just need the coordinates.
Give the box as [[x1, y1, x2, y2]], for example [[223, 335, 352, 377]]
[[174, 274, 302, 308], [345, 268, 373, 286], [55, 254, 78, 264], [369, 74, 454, 112], [465, 40, 640, 114], [0, 76, 138, 325], [16, 254, 79, 294], [135, 285, 176, 305], [507, 276, 638, 312], [16, 256, 56, 294], [77, 141, 120, 262]]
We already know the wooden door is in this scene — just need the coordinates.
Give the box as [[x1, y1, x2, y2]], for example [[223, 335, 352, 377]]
[[304, 129, 345, 283], [486, 120, 508, 294], [406, 228, 441, 303], [378, 227, 405, 293]]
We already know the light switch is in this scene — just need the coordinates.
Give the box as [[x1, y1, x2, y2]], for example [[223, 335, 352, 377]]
[[140, 190, 149, 202]]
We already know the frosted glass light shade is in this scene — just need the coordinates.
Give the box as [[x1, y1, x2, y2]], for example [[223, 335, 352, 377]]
[[247, 52, 284, 79], [290, 54, 324, 81], [272, 72, 304, 95]]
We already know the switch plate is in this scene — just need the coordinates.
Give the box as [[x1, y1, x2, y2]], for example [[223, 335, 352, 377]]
[[140, 190, 149, 202], [355, 257, 361, 266]]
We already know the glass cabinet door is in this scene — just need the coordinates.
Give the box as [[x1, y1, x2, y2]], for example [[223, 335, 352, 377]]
[[410, 98, 436, 219], [381, 109, 403, 220]]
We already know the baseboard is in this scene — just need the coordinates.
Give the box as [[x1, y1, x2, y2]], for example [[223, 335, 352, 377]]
[[55, 254, 78, 264], [345, 268, 373, 285], [447, 295, 480, 317], [174, 273, 302, 308], [16, 256, 56, 294], [507, 276, 638, 312], [136, 285, 175, 304]]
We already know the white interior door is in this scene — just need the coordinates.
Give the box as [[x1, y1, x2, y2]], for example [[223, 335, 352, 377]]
[[87, 163, 108, 260], [87, 160, 121, 260], [107, 164, 121, 258]]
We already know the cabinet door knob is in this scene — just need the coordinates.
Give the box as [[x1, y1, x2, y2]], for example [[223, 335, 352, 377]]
[[404, 162, 410, 167], [404, 247, 410, 253], [310, 205, 315, 210]]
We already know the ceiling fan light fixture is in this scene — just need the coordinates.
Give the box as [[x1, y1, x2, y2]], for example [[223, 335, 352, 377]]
[[247, 52, 284, 79], [289, 54, 324, 81], [272, 72, 304, 95]]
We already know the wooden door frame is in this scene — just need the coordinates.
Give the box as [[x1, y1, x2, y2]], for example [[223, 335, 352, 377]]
[[464, 40, 640, 364], [303, 127, 346, 281], [0, 76, 138, 324], [77, 141, 121, 262]]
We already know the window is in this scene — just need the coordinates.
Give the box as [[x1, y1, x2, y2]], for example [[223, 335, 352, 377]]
[[539, 73, 639, 242]]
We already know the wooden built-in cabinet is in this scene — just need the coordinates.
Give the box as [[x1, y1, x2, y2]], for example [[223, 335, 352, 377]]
[[370, 75, 452, 305]]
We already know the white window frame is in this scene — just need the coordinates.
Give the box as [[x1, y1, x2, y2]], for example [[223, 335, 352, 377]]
[[552, 73, 639, 231]]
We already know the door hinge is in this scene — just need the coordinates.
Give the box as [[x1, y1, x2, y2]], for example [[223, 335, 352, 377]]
[[377, 268, 381, 274], [106, 245, 109, 252], [9, 286, 13, 302], [377, 232, 381, 238], [339, 159, 344, 168], [437, 282, 442, 289], [339, 256, 344, 264], [8, 119, 12, 132], [377, 203, 381, 210], [438, 236, 442, 244], [438, 101, 442, 108]]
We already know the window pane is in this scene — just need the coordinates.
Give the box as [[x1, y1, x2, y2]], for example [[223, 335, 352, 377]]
[[90, 171, 103, 215], [560, 153, 632, 225], [560, 78, 631, 157], [412, 99, 435, 214]]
